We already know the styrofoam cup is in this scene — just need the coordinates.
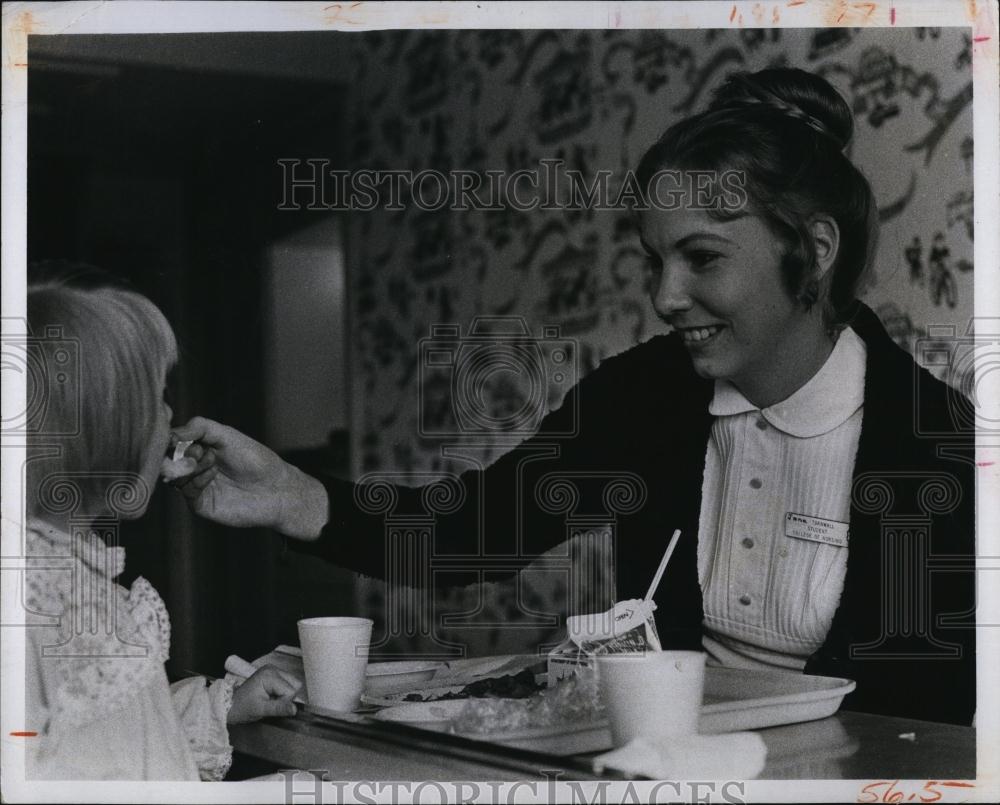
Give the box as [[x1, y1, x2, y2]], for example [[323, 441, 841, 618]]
[[596, 651, 706, 746], [297, 617, 373, 712]]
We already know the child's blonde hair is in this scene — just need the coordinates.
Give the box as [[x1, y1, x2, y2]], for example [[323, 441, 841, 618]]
[[26, 283, 177, 519]]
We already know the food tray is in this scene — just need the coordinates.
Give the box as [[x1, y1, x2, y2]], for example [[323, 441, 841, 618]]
[[371, 666, 855, 756], [699, 666, 855, 734]]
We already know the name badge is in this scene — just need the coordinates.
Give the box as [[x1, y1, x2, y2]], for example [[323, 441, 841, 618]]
[[784, 512, 849, 548]]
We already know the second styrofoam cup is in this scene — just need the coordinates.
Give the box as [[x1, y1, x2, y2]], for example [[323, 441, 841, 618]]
[[596, 650, 706, 746], [297, 616, 373, 712]]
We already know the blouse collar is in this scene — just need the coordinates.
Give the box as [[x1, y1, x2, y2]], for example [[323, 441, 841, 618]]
[[709, 326, 867, 437]]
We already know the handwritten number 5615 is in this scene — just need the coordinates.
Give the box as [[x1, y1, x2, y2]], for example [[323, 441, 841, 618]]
[[857, 780, 978, 803]]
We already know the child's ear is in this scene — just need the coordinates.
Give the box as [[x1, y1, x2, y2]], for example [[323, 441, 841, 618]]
[[810, 215, 840, 280]]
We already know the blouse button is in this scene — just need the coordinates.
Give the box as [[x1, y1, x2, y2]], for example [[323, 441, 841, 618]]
[[738, 594, 752, 606], [742, 537, 755, 549], [749, 478, 763, 489], [756, 418, 768, 431]]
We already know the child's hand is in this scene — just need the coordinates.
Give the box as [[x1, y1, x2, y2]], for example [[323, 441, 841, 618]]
[[227, 666, 301, 724]]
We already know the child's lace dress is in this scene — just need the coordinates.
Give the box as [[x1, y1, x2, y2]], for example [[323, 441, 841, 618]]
[[23, 519, 235, 780]]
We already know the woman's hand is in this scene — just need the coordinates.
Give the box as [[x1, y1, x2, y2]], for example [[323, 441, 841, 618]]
[[168, 416, 329, 539], [227, 666, 301, 724]]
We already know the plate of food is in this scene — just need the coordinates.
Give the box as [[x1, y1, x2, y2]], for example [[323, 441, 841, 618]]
[[372, 671, 611, 754], [365, 660, 447, 696]]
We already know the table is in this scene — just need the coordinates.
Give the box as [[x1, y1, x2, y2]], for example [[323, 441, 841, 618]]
[[229, 709, 976, 781]]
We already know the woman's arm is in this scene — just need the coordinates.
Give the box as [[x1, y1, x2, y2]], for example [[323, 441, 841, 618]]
[[172, 335, 698, 592], [172, 351, 621, 584]]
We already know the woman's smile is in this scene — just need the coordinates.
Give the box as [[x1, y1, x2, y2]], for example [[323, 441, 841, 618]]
[[676, 323, 727, 345]]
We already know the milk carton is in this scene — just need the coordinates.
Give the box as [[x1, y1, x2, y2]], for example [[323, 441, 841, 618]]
[[547, 598, 661, 686]]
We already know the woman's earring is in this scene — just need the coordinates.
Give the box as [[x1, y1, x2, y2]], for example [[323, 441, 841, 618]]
[[799, 278, 819, 309]]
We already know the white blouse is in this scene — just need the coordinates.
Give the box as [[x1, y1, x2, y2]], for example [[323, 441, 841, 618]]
[[697, 327, 867, 670], [23, 520, 235, 781]]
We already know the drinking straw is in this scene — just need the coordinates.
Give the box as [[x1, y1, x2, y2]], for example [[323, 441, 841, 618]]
[[644, 529, 682, 603], [225, 654, 302, 690], [225, 654, 257, 679]]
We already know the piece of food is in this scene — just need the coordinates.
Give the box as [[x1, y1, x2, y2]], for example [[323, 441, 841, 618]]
[[400, 668, 542, 702], [449, 671, 604, 734], [160, 439, 195, 481]]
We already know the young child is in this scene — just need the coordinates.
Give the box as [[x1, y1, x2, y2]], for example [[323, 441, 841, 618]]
[[24, 281, 299, 780]]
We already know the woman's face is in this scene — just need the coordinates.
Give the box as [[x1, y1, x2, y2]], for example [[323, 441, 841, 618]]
[[639, 206, 824, 403]]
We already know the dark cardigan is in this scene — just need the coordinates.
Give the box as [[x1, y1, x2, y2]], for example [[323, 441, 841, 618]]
[[302, 303, 976, 725]]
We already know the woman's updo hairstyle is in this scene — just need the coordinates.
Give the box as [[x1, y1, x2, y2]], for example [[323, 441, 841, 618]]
[[636, 67, 879, 329]]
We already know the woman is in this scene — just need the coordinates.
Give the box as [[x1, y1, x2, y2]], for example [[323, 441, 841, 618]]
[[24, 281, 299, 780], [172, 68, 975, 725]]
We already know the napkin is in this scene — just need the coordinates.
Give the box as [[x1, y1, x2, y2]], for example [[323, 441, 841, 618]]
[[592, 731, 767, 780]]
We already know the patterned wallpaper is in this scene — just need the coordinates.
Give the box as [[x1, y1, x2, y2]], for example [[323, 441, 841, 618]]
[[342, 27, 974, 655], [345, 27, 974, 478]]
